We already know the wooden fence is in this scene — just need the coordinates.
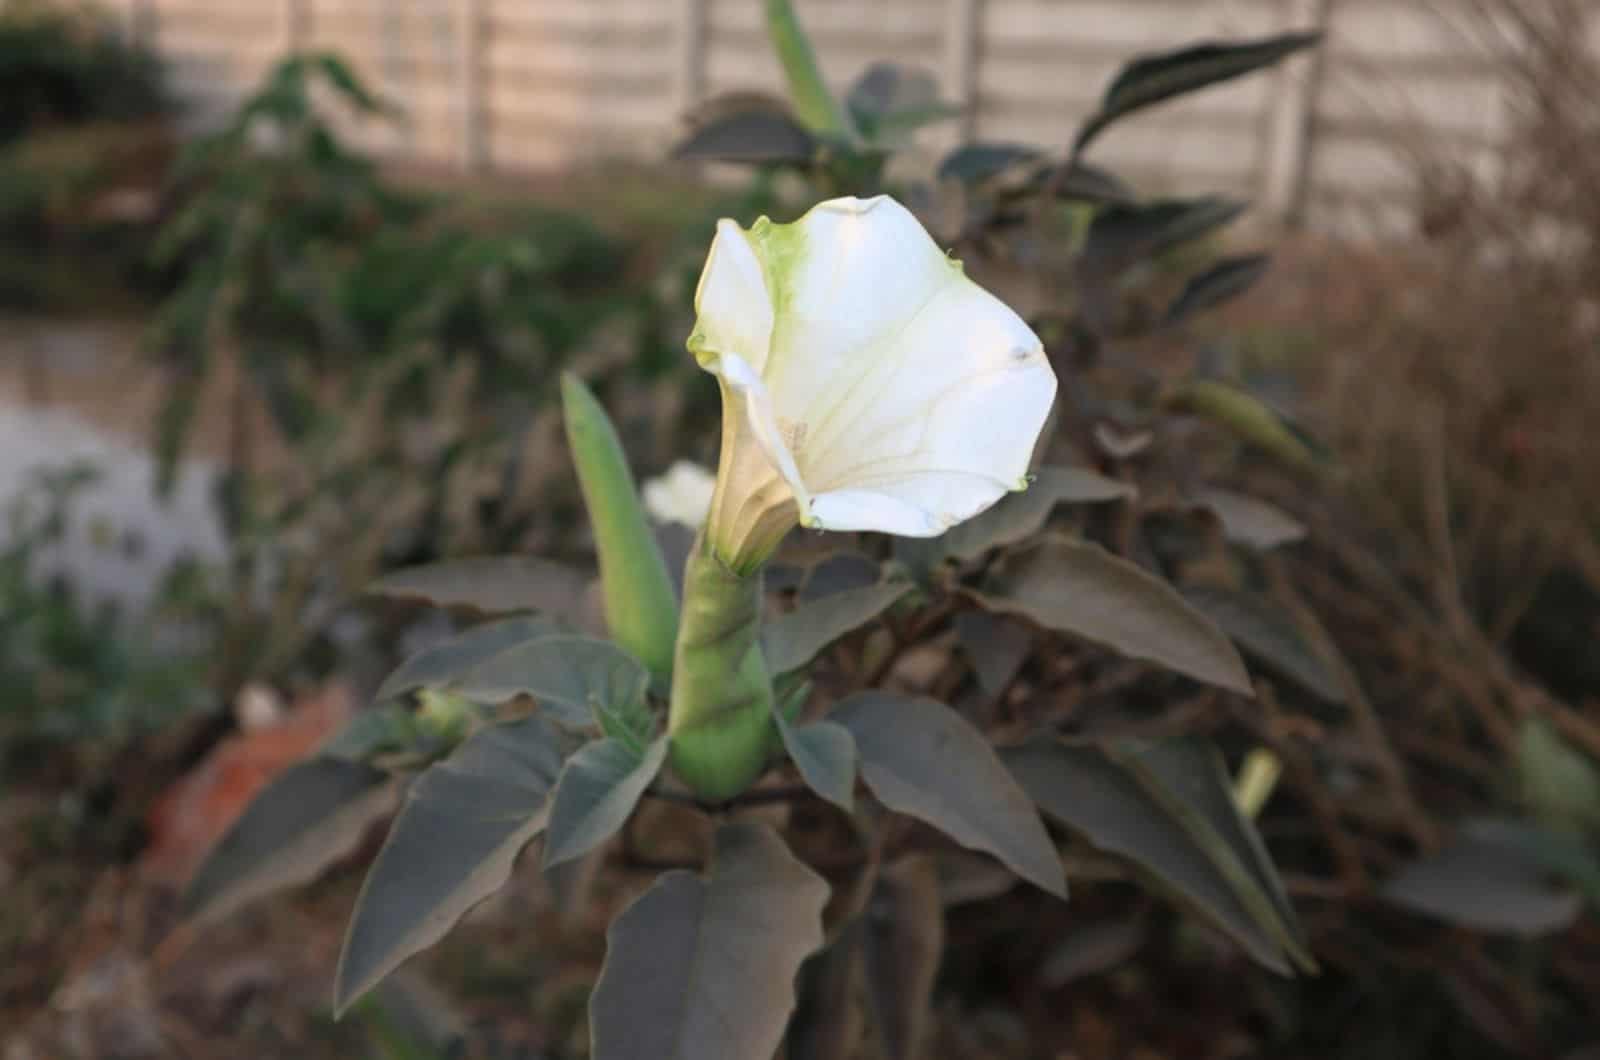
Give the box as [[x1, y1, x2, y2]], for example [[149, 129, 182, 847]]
[[114, 0, 1573, 235]]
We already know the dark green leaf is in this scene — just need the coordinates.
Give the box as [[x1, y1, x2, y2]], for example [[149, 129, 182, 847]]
[[898, 466, 1133, 572], [937, 142, 1043, 185], [319, 705, 416, 762], [1082, 196, 1247, 273], [846, 63, 961, 142], [335, 717, 566, 1012], [673, 97, 818, 164], [366, 556, 591, 618], [1017, 160, 1138, 205], [1382, 822, 1583, 937], [589, 821, 829, 1060], [763, 581, 911, 675], [1117, 740, 1310, 964], [1163, 254, 1271, 326], [774, 710, 857, 812], [1002, 737, 1294, 973], [1192, 487, 1306, 550], [1183, 587, 1342, 703], [799, 552, 882, 601], [542, 736, 668, 869], [953, 611, 1036, 697], [1073, 32, 1321, 156], [451, 634, 649, 729], [375, 615, 564, 703], [1460, 818, 1600, 907], [863, 855, 944, 1060], [833, 693, 1065, 898], [981, 539, 1253, 694], [183, 757, 395, 924], [313, 52, 388, 114]]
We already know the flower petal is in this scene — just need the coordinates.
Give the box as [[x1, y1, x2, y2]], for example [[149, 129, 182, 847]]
[[759, 196, 957, 429], [808, 488, 947, 536], [713, 352, 812, 519], [804, 272, 1055, 494], [810, 469, 1012, 536], [689, 219, 774, 374]]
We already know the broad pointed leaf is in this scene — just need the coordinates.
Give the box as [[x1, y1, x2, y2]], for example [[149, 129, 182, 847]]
[[898, 466, 1133, 571], [542, 736, 668, 869], [846, 63, 961, 143], [799, 552, 882, 601], [1382, 821, 1583, 937], [981, 539, 1253, 694], [1117, 740, 1311, 965], [1015, 160, 1137, 205], [1192, 487, 1306, 550], [937, 142, 1043, 185], [1073, 32, 1321, 156], [862, 855, 944, 1060], [1082, 196, 1247, 274], [589, 821, 829, 1060], [774, 710, 857, 812], [335, 717, 566, 1012], [319, 704, 415, 762], [953, 611, 1036, 697], [1164, 254, 1271, 327], [1003, 737, 1295, 974], [1459, 818, 1600, 907], [451, 634, 649, 728], [375, 615, 563, 702], [763, 581, 911, 675], [367, 556, 590, 617], [833, 692, 1065, 898], [183, 757, 396, 924], [672, 98, 818, 164], [1183, 587, 1343, 703]]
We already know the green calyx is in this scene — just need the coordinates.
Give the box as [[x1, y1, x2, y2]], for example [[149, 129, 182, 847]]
[[561, 373, 679, 682], [667, 532, 776, 801]]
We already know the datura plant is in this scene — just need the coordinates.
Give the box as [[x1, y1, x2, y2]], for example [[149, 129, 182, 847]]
[[181, 14, 1321, 1060], [183, 193, 1309, 1060]]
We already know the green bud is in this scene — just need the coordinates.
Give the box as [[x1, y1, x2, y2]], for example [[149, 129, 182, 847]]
[[561, 373, 679, 682], [764, 0, 854, 140]]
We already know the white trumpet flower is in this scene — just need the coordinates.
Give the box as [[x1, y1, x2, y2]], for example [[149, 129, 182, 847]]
[[689, 194, 1057, 571]]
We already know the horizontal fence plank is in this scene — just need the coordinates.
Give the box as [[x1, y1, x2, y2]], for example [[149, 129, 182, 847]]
[[130, 0, 1588, 234]]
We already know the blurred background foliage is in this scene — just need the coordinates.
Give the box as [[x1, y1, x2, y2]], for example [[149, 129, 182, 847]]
[[1, 0, 1597, 1057]]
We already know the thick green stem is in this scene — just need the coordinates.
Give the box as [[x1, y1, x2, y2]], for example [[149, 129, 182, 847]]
[[668, 532, 776, 801]]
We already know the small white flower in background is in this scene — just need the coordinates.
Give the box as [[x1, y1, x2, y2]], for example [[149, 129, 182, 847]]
[[642, 460, 717, 529], [689, 194, 1057, 570]]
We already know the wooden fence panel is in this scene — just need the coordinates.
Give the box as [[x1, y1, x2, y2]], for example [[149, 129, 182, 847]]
[[132, 0, 1586, 235]]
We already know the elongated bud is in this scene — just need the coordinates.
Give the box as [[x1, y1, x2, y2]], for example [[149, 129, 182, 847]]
[[667, 531, 775, 801], [764, 0, 854, 139], [561, 373, 679, 681]]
